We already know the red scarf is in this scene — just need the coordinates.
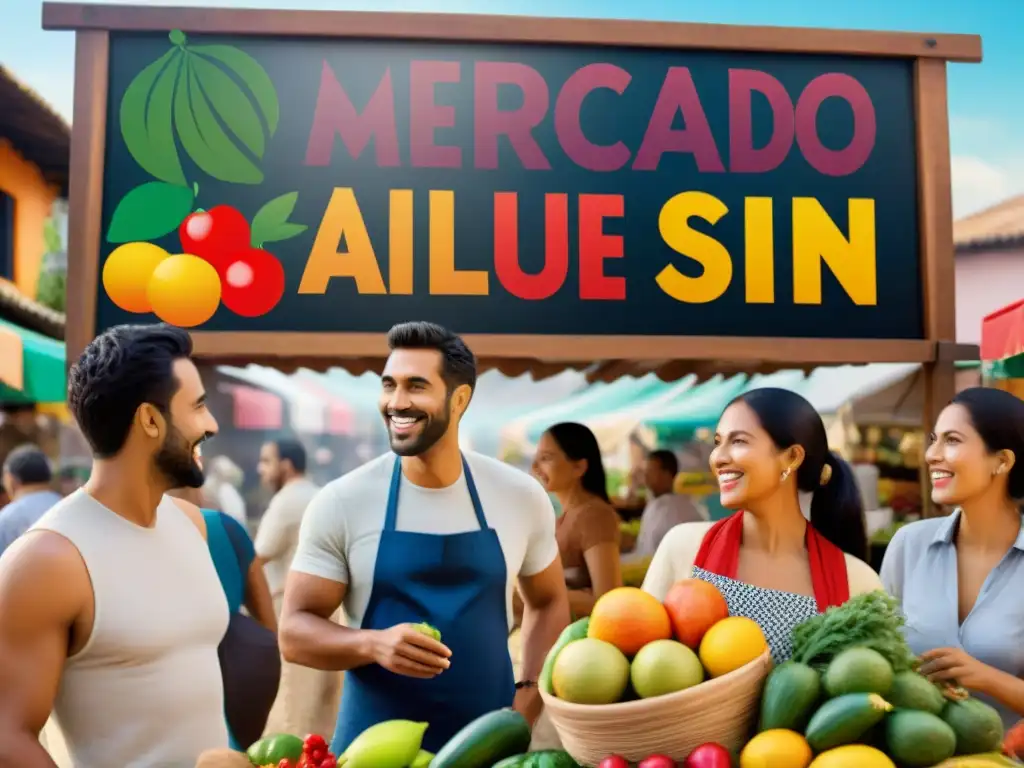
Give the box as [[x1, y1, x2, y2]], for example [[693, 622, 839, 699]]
[[692, 511, 850, 612]]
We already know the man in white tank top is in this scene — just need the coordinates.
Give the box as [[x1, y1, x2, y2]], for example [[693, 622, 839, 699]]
[[0, 324, 230, 767]]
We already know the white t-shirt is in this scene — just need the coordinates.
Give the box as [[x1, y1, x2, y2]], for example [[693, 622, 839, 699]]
[[291, 452, 559, 629]]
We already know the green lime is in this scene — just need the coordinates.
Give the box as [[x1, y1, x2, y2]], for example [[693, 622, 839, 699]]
[[413, 622, 441, 641]]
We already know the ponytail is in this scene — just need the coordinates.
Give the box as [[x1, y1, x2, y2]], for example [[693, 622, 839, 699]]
[[809, 452, 868, 561]]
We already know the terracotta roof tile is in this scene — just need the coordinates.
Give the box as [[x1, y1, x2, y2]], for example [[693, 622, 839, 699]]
[[954, 194, 1024, 251], [0, 66, 70, 196], [0, 280, 65, 341]]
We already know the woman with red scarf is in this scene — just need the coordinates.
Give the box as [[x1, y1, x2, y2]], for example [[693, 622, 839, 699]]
[[643, 388, 882, 663]]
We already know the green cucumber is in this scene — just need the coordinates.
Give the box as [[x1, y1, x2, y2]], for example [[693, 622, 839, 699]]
[[491, 756, 530, 768], [885, 670, 947, 715], [428, 708, 532, 768], [823, 647, 894, 697], [805, 692, 893, 751], [942, 698, 1005, 754], [885, 709, 957, 766], [539, 618, 590, 694], [492, 752, 579, 768], [759, 661, 821, 732], [246, 733, 303, 765]]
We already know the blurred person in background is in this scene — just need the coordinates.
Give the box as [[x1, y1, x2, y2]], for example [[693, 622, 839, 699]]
[[0, 404, 56, 507], [532, 422, 622, 618], [0, 445, 61, 559], [254, 438, 319, 616], [204, 455, 247, 527], [255, 437, 339, 740], [625, 450, 704, 560]]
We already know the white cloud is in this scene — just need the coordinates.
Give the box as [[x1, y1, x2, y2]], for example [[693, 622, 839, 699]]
[[950, 154, 1024, 219]]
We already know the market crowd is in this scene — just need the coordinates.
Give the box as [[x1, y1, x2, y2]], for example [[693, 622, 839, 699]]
[[0, 320, 1021, 767]]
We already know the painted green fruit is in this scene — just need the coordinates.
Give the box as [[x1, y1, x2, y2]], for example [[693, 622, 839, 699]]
[[413, 622, 442, 642], [629, 639, 704, 698], [823, 647, 894, 697], [339, 719, 427, 768]]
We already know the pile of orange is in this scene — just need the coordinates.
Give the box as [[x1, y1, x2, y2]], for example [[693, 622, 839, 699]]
[[102, 242, 222, 328], [550, 581, 769, 706]]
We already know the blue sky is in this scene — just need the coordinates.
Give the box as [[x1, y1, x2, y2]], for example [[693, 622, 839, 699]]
[[3, 0, 1021, 217]]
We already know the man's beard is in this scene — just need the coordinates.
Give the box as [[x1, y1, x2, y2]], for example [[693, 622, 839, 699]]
[[386, 402, 452, 457], [156, 423, 206, 489]]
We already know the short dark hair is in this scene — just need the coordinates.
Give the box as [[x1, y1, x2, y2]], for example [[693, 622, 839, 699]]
[[386, 321, 477, 392], [68, 324, 194, 458], [3, 444, 52, 485], [272, 438, 307, 474], [649, 449, 679, 477]]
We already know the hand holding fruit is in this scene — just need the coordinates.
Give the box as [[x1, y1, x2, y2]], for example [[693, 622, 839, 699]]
[[918, 647, 996, 692], [371, 623, 452, 679]]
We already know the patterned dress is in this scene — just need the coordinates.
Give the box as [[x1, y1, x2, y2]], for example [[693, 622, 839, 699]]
[[692, 566, 819, 663]]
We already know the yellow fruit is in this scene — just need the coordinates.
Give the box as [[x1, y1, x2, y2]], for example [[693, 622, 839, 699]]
[[147, 253, 221, 328], [740, 729, 812, 768], [809, 745, 895, 768], [102, 242, 171, 313], [698, 616, 767, 677]]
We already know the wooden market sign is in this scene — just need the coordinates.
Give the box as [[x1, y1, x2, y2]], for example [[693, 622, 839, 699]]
[[46, 3, 981, 370]]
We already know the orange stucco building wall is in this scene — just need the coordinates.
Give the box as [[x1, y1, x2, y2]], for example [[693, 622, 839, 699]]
[[0, 138, 60, 298]]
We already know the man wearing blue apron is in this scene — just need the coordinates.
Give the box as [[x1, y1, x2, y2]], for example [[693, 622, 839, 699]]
[[281, 322, 571, 754]]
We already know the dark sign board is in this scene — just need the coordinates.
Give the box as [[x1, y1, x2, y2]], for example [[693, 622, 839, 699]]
[[96, 31, 922, 339]]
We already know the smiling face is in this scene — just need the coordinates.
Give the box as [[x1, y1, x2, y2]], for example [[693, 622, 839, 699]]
[[926, 403, 1010, 507], [379, 348, 457, 456], [151, 358, 217, 489], [711, 400, 802, 510], [532, 431, 585, 494]]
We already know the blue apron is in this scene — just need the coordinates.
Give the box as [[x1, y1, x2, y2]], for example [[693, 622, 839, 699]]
[[331, 455, 515, 755]]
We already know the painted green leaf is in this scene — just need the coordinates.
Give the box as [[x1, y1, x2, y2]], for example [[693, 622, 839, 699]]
[[174, 59, 262, 185], [259, 222, 308, 245], [189, 54, 265, 158], [192, 44, 280, 135], [250, 192, 299, 245], [119, 48, 187, 185], [106, 181, 195, 244]]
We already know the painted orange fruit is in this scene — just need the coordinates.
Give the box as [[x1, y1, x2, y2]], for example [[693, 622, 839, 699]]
[[147, 253, 221, 328], [102, 242, 171, 313], [587, 586, 672, 657]]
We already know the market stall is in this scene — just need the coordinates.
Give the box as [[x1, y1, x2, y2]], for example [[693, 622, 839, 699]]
[[49, 1, 987, 764], [981, 299, 1024, 398]]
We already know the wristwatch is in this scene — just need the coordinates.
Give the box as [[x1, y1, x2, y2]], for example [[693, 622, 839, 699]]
[[514, 680, 537, 690]]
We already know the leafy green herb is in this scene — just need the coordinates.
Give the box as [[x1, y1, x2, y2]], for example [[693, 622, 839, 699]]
[[106, 181, 195, 244], [791, 591, 916, 673]]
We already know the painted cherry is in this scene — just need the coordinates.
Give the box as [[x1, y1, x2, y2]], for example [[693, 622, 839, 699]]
[[179, 205, 250, 269], [220, 247, 285, 317]]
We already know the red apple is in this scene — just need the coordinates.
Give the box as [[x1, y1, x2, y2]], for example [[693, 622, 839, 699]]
[[598, 756, 630, 768], [179, 205, 250, 270], [638, 755, 677, 768], [684, 743, 733, 768], [220, 247, 286, 317]]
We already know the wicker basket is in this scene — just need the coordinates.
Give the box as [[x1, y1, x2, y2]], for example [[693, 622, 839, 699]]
[[540, 649, 773, 765]]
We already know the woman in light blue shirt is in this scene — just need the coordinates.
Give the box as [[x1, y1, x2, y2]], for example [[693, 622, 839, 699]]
[[881, 387, 1024, 728]]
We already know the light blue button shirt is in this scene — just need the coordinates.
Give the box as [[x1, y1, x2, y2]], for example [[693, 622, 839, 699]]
[[880, 510, 1024, 728]]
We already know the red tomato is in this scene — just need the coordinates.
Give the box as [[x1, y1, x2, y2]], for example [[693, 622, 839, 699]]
[[179, 205, 250, 270], [598, 757, 630, 768], [638, 755, 677, 768], [683, 743, 733, 768], [220, 247, 286, 317]]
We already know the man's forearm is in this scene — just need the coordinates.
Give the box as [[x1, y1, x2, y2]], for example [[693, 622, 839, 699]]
[[519, 594, 570, 681], [280, 611, 377, 671], [0, 730, 58, 767]]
